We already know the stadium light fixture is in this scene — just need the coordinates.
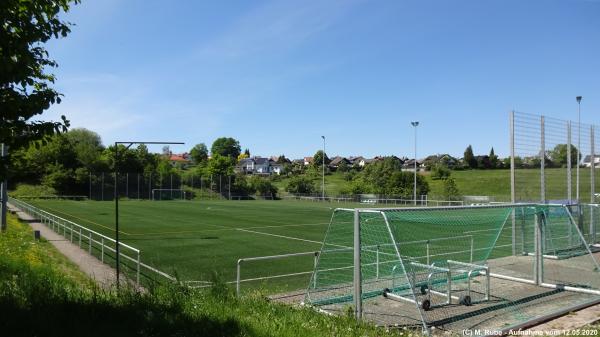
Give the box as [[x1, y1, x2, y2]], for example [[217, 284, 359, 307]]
[[114, 141, 184, 288], [411, 122, 419, 205], [576, 96, 582, 202], [321, 136, 326, 200]]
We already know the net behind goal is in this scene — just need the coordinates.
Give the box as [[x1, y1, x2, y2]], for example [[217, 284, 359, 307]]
[[151, 189, 186, 200]]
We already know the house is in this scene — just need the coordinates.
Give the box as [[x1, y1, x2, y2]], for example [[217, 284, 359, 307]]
[[348, 156, 364, 166], [328, 156, 350, 170], [402, 159, 425, 172], [303, 157, 314, 166], [237, 157, 283, 175], [168, 153, 192, 168], [583, 155, 600, 168]]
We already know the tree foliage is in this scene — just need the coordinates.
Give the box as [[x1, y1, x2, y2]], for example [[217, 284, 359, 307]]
[[211, 137, 241, 159], [442, 178, 461, 201], [549, 144, 579, 168], [190, 143, 208, 164], [312, 150, 330, 167], [1, 0, 81, 181], [464, 145, 476, 169], [285, 175, 316, 194]]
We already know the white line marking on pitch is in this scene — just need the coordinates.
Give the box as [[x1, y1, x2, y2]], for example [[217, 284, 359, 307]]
[[235, 228, 324, 245]]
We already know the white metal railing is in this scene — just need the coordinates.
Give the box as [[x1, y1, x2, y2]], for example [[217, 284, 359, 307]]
[[8, 197, 142, 286], [236, 251, 320, 296]]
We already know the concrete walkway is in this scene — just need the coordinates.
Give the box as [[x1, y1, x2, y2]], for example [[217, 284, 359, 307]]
[[8, 203, 123, 288]]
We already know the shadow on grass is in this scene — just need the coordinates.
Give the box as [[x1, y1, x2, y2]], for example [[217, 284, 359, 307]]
[[0, 297, 249, 337]]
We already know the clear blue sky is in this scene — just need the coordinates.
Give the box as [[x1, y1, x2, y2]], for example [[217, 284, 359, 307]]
[[42, 0, 600, 159]]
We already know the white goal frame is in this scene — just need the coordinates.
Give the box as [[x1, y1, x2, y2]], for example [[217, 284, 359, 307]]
[[151, 189, 186, 200]]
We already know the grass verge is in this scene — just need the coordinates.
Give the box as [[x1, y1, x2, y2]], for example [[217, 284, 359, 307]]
[[0, 213, 403, 337]]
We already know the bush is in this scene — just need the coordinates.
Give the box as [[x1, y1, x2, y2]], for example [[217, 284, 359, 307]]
[[443, 178, 461, 201], [10, 184, 57, 198], [247, 176, 278, 198], [285, 175, 316, 194], [430, 164, 451, 180]]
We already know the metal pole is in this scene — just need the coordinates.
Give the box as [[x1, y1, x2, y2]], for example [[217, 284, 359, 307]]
[[228, 175, 231, 200], [89, 172, 92, 200], [137, 173, 140, 200], [1, 143, 7, 231], [170, 174, 173, 199], [353, 209, 362, 319], [114, 143, 120, 287], [236, 259, 242, 296], [126, 173, 129, 198], [148, 174, 152, 200], [534, 212, 541, 285], [577, 96, 582, 202], [591, 125, 595, 203], [322, 136, 325, 200], [510, 111, 516, 255], [568, 121, 572, 202], [412, 122, 419, 205], [541, 116, 545, 203], [101, 173, 104, 201]]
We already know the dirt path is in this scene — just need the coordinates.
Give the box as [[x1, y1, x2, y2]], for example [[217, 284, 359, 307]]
[[8, 203, 125, 288]]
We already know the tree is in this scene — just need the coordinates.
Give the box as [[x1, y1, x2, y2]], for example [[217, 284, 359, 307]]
[[207, 154, 235, 177], [189, 143, 208, 164], [549, 144, 579, 168], [1, 0, 81, 181], [64, 128, 104, 170], [489, 147, 499, 169], [443, 178, 461, 201], [211, 137, 241, 159], [464, 145, 477, 169], [312, 150, 330, 167], [244, 148, 250, 157]]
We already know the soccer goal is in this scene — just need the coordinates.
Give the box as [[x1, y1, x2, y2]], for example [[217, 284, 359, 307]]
[[305, 204, 600, 335], [151, 189, 186, 200]]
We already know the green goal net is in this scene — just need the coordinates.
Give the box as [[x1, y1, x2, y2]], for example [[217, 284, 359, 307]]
[[305, 204, 600, 334]]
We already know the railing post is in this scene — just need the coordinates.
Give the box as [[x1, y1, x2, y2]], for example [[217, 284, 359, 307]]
[[70, 224, 73, 242], [101, 238, 104, 262], [426, 241, 430, 265], [236, 259, 242, 297], [79, 228, 82, 247], [313, 252, 319, 288], [591, 125, 595, 203], [353, 209, 362, 320], [137, 251, 141, 286], [470, 236, 474, 263], [540, 115, 546, 203], [376, 245, 380, 280], [89, 232, 92, 254]]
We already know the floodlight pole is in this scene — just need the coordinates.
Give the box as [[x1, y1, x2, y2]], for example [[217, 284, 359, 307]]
[[576, 96, 582, 202], [411, 122, 419, 205], [114, 141, 183, 288], [321, 136, 326, 200]]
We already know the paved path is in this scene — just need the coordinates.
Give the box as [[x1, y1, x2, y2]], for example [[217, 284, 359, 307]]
[[8, 203, 124, 289]]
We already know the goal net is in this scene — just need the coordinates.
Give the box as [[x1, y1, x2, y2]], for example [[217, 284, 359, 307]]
[[305, 204, 600, 334], [151, 189, 186, 200]]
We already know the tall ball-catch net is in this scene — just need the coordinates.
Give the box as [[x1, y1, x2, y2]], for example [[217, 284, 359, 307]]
[[305, 204, 600, 334]]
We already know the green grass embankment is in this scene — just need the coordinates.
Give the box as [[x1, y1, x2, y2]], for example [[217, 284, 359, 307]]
[[0, 213, 400, 337]]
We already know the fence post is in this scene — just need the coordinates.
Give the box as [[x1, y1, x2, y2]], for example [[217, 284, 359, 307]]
[[426, 241, 430, 265], [470, 236, 474, 263], [568, 121, 572, 202], [70, 224, 73, 242], [101, 238, 104, 262], [137, 173, 140, 200], [149, 174, 152, 200], [540, 115, 546, 203], [236, 259, 242, 296], [510, 111, 516, 255], [353, 209, 362, 319], [79, 228, 82, 247], [89, 172, 92, 200], [126, 173, 129, 199], [101, 173, 105, 201], [89, 232, 92, 254], [137, 251, 141, 286], [591, 125, 595, 203], [376, 245, 380, 280], [313, 252, 319, 288]]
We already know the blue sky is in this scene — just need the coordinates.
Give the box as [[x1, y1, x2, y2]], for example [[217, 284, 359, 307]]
[[42, 0, 600, 159]]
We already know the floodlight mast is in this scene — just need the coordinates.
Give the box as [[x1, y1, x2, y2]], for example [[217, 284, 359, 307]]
[[114, 141, 184, 288], [411, 121, 419, 205]]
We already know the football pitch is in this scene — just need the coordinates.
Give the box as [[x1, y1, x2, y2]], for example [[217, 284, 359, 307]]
[[26, 199, 345, 291]]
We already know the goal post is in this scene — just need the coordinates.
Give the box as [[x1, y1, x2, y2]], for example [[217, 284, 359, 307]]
[[151, 189, 186, 201], [305, 204, 600, 334]]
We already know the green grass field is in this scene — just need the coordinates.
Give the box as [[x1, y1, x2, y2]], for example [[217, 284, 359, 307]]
[[26, 199, 345, 291]]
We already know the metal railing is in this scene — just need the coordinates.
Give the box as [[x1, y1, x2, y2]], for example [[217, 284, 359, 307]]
[[8, 197, 142, 286], [236, 251, 320, 296]]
